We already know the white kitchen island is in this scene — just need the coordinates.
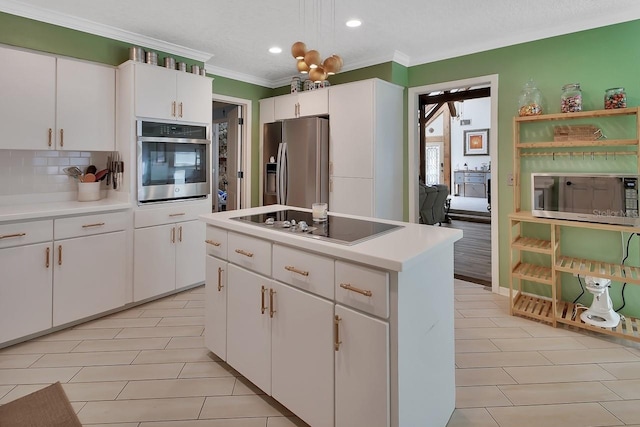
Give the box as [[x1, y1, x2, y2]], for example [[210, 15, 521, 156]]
[[200, 205, 462, 427]]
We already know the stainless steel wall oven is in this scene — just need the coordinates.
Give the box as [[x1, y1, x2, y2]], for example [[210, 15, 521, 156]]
[[137, 121, 210, 204]]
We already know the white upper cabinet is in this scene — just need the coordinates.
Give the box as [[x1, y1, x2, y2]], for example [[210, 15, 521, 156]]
[[0, 46, 115, 151], [273, 90, 328, 120], [134, 62, 212, 124], [56, 58, 115, 151]]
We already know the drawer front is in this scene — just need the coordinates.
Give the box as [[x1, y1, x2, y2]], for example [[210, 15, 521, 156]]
[[228, 232, 271, 276], [335, 261, 389, 318], [463, 175, 485, 183], [135, 201, 209, 228], [272, 244, 334, 300], [454, 172, 464, 184], [205, 226, 228, 260], [0, 220, 53, 249], [55, 211, 129, 239]]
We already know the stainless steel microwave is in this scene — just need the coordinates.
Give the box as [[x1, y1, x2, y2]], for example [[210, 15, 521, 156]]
[[531, 173, 640, 226], [137, 121, 211, 204]]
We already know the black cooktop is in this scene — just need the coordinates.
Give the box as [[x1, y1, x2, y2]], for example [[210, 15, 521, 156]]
[[231, 209, 402, 245]]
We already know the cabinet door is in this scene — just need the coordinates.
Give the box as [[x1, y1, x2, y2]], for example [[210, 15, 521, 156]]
[[175, 220, 206, 289], [134, 64, 177, 120], [259, 98, 275, 124], [134, 225, 176, 302], [329, 81, 374, 178], [330, 176, 373, 216], [205, 255, 227, 360], [271, 281, 334, 427], [53, 231, 126, 326], [176, 72, 212, 124], [274, 93, 299, 120], [335, 304, 389, 427], [0, 46, 56, 150], [226, 264, 272, 394], [56, 58, 115, 151], [0, 243, 53, 343], [297, 90, 329, 117]]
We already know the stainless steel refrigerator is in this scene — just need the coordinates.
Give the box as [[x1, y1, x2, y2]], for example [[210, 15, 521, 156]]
[[263, 117, 329, 208]]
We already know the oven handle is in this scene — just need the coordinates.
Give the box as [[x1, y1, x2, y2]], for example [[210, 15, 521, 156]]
[[137, 136, 211, 144]]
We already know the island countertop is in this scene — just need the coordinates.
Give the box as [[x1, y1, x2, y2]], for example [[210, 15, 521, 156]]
[[200, 204, 462, 272]]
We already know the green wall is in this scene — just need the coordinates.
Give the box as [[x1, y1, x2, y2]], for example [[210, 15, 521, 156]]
[[407, 19, 640, 317], [2, 10, 639, 317]]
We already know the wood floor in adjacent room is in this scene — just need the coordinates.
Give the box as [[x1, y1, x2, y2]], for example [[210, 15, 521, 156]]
[[442, 218, 492, 286]]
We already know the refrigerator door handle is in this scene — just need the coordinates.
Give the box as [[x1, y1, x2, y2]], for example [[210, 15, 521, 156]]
[[276, 142, 283, 204], [281, 142, 288, 204]]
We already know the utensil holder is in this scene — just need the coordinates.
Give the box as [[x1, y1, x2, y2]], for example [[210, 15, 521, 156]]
[[78, 182, 101, 202]]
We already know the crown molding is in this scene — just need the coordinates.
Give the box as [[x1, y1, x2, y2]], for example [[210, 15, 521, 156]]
[[0, 0, 213, 62], [205, 64, 275, 88]]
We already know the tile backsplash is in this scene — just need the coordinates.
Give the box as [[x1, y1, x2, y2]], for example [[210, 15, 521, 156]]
[[0, 150, 109, 196]]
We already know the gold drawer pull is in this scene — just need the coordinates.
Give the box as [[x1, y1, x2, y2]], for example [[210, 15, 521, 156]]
[[60, 129, 64, 147], [285, 265, 309, 277], [0, 232, 26, 240], [261, 285, 267, 314], [340, 283, 373, 297], [217, 267, 224, 291], [48, 128, 52, 147], [235, 249, 254, 258], [171, 227, 176, 244], [178, 225, 183, 242], [45, 247, 50, 268], [205, 239, 221, 247], [334, 315, 342, 351], [58, 245, 62, 266], [82, 222, 105, 228], [172, 101, 176, 117], [269, 288, 276, 318], [169, 212, 186, 217]]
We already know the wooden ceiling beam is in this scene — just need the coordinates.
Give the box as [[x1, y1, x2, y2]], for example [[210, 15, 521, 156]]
[[419, 87, 490, 105]]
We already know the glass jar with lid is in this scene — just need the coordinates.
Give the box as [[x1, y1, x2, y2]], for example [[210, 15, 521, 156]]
[[561, 83, 582, 113], [517, 79, 543, 116], [604, 87, 626, 109]]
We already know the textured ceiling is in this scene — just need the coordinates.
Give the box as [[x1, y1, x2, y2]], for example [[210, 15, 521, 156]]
[[2, 0, 640, 87]]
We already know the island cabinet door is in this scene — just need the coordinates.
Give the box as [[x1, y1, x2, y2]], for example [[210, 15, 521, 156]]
[[205, 255, 227, 360], [335, 304, 390, 427], [226, 264, 272, 394], [271, 281, 334, 427]]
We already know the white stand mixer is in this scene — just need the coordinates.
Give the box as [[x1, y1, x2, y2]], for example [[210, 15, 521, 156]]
[[580, 276, 620, 328]]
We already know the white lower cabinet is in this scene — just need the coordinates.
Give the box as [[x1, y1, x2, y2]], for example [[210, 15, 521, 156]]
[[205, 254, 227, 360], [335, 304, 390, 427], [0, 242, 53, 343], [53, 231, 126, 326], [134, 219, 205, 301], [226, 264, 272, 393]]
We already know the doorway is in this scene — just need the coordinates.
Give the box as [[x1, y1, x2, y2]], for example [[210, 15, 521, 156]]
[[409, 75, 499, 293], [211, 95, 253, 212]]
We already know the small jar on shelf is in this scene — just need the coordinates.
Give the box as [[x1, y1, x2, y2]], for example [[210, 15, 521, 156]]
[[517, 79, 543, 116], [604, 87, 626, 109], [561, 83, 582, 113]]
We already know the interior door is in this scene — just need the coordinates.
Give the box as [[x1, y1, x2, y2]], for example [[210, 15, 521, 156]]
[[226, 106, 240, 210], [425, 141, 444, 185]]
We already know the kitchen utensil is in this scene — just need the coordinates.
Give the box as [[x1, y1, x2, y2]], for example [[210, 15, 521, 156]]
[[83, 173, 96, 182], [63, 166, 83, 180], [95, 169, 108, 181], [106, 155, 111, 186], [85, 165, 97, 175]]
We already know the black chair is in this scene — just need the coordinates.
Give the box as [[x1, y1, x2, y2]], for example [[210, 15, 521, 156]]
[[418, 183, 450, 225]]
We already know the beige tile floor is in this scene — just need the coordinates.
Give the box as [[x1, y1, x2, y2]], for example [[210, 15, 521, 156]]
[[1, 280, 639, 426]]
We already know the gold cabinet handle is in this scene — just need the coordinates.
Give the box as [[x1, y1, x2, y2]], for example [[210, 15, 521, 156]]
[[269, 288, 276, 318], [45, 247, 50, 268], [82, 222, 105, 228], [217, 267, 224, 291], [235, 249, 254, 258], [58, 245, 62, 266], [60, 129, 64, 147], [261, 285, 267, 314], [171, 227, 176, 244], [48, 128, 52, 147], [205, 239, 221, 247], [172, 101, 176, 117], [334, 315, 342, 351], [339, 283, 373, 297], [178, 226, 183, 242], [169, 212, 186, 217], [0, 232, 26, 240], [179, 102, 183, 118], [285, 265, 309, 277]]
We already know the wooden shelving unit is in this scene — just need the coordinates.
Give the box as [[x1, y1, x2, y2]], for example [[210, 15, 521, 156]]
[[510, 108, 640, 342]]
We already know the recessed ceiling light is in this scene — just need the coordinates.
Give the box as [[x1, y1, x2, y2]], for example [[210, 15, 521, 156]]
[[346, 19, 361, 28], [269, 46, 282, 54]]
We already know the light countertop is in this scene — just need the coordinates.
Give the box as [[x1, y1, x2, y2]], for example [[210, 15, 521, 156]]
[[200, 205, 462, 272], [0, 198, 131, 223]]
